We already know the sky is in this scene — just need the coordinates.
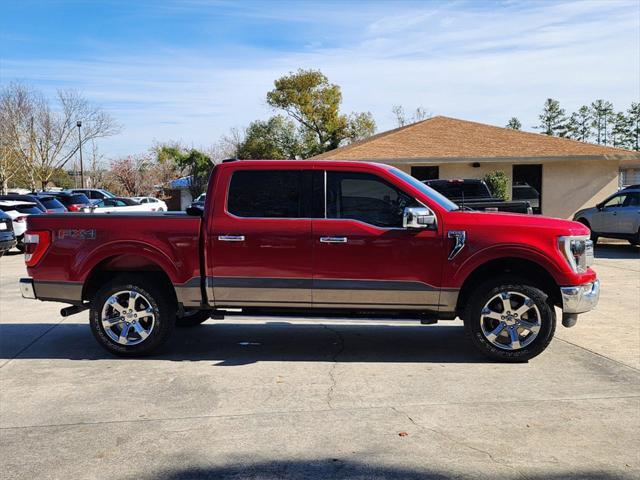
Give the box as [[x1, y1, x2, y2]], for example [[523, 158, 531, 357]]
[[1, 0, 639, 158]]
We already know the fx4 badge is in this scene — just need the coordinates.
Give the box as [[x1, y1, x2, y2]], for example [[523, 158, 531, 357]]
[[58, 229, 96, 240]]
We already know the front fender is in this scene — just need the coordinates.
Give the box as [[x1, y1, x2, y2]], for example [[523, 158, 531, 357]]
[[448, 243, 572, 288]]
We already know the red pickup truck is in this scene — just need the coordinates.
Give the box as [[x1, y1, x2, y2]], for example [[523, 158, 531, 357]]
[[20, 160, 599, 361]]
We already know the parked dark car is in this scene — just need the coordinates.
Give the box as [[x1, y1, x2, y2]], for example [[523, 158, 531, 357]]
[[69, 188, 116, 200], [0, 194, 47, 212], [37, 196, 67, 213], [512, 183, 540, 210], [40, 191, 92, 212], [423, 179, 533, 214], [0, 210, 16, 257]]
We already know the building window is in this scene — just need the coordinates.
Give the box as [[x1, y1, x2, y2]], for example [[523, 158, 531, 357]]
[[620, 168, 640, 187], [513, 164, 542, 214], [411, 166, 439, 181]]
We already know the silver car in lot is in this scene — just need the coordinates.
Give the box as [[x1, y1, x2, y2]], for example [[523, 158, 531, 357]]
[[573, 185, 640, 245]]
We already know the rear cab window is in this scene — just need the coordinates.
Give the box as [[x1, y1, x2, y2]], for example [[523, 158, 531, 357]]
[[227, 170, 322, 218]]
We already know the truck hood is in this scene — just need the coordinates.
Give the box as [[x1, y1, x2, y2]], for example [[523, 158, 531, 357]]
[[447, 210, 590, 237]]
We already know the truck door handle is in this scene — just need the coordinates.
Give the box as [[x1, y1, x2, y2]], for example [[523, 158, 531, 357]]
[[320, 236, 348, 243], [218, 235, 245, 242]]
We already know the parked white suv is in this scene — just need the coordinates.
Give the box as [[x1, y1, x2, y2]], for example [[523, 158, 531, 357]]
[[0, 200, 41, 252], [573, 185, 640, 245]]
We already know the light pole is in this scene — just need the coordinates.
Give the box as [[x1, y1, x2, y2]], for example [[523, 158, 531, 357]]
[[76, 121, 84, 188]]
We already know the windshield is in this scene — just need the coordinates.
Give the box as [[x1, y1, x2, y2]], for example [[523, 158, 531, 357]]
[[389, 168, 459, 211], [68, 194, 90, 204], [40, 198, 65, 209]]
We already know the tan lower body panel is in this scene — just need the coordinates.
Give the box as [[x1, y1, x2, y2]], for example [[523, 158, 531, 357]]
[[207, 277, 458, 312]]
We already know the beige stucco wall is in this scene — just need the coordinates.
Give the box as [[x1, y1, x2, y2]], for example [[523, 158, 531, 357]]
[[399, 159, 619, 219], [542, 160, 618, 219]]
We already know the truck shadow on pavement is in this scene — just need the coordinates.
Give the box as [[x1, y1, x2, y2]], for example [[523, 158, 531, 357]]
[[0, 322, 490, 364], [139, 460, 630, 480], [594, 243, 640, 259]]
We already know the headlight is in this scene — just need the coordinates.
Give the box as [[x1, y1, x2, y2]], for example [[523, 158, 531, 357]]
[[558, 235, 594, 273]]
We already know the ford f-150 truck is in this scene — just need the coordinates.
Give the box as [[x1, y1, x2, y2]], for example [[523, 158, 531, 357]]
[[19, 160, 599, 361]]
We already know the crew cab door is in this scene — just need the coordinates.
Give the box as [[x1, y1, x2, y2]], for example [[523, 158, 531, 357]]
[[592, 193, 628, 233], [312, 169, 445, 310], [206, 168, 314, 308], [617, 192, 640, 234]]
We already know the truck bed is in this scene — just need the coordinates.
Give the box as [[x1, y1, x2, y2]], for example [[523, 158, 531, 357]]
[[25, 212, 202, 303], [457, 198, 532, 214]]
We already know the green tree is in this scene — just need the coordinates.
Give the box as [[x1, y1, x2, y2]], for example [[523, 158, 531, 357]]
[[157, 146, 212, 198], [236, 115, 303, 159], [483, 171, 509, 200], [48, 168, 73, 189], [536, 98, 567, 136], [266, 69, 375, 156], [566, 106, 592, 142], [505, 117, 522, 130], [628, 102, 640, 151], [611, 112, 632, 149], [590, 99, 614, 145]]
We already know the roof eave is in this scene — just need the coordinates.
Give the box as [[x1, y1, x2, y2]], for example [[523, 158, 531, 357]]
[[315, 154, 639, 164]]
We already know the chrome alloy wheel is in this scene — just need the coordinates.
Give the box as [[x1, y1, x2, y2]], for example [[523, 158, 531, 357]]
[[100, 290, 156, 346], [480, 291, 541, 351]]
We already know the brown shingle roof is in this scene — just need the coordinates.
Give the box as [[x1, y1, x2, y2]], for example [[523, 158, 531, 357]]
[[311, 116, 640, 161]]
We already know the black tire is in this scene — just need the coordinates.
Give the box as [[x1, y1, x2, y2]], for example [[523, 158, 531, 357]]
[[15, 242, 25, 253], [463, 276, 556, 362], [0, 251, 4, 257], [629, 230, 640, 246], [176, 309, 211, 327], [89, 274, 176, 357], [576, 219, 598, 244]]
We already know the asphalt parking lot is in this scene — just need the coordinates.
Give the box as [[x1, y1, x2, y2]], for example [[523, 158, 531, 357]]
[[1, 242, 638, 480]]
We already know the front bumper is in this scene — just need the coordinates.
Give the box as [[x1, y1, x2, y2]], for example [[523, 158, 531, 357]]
[[561, 280, 600, 314]]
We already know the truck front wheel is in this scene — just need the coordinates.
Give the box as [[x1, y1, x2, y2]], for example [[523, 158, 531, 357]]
[[89, 274, 176, 357], [464, 277, 556, 362]]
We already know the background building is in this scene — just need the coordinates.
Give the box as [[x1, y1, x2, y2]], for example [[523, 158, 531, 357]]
[[312, 116, 640, 219]]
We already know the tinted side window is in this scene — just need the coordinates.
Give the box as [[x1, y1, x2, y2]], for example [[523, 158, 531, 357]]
[[625, 193, 640, 206], [228, 170, 302, 218], [604, 194, 626, 208], [327, 171, 418, 227]]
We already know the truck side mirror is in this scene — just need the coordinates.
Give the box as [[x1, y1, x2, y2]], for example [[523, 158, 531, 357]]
[[403, 207, 436, 229]]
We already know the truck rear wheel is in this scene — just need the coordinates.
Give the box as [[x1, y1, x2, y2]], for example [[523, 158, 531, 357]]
[[89, 274, 176, 357], [463, 277, 556, 362]]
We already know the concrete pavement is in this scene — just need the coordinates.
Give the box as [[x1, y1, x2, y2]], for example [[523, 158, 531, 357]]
[[0, 242, 638, 479]]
